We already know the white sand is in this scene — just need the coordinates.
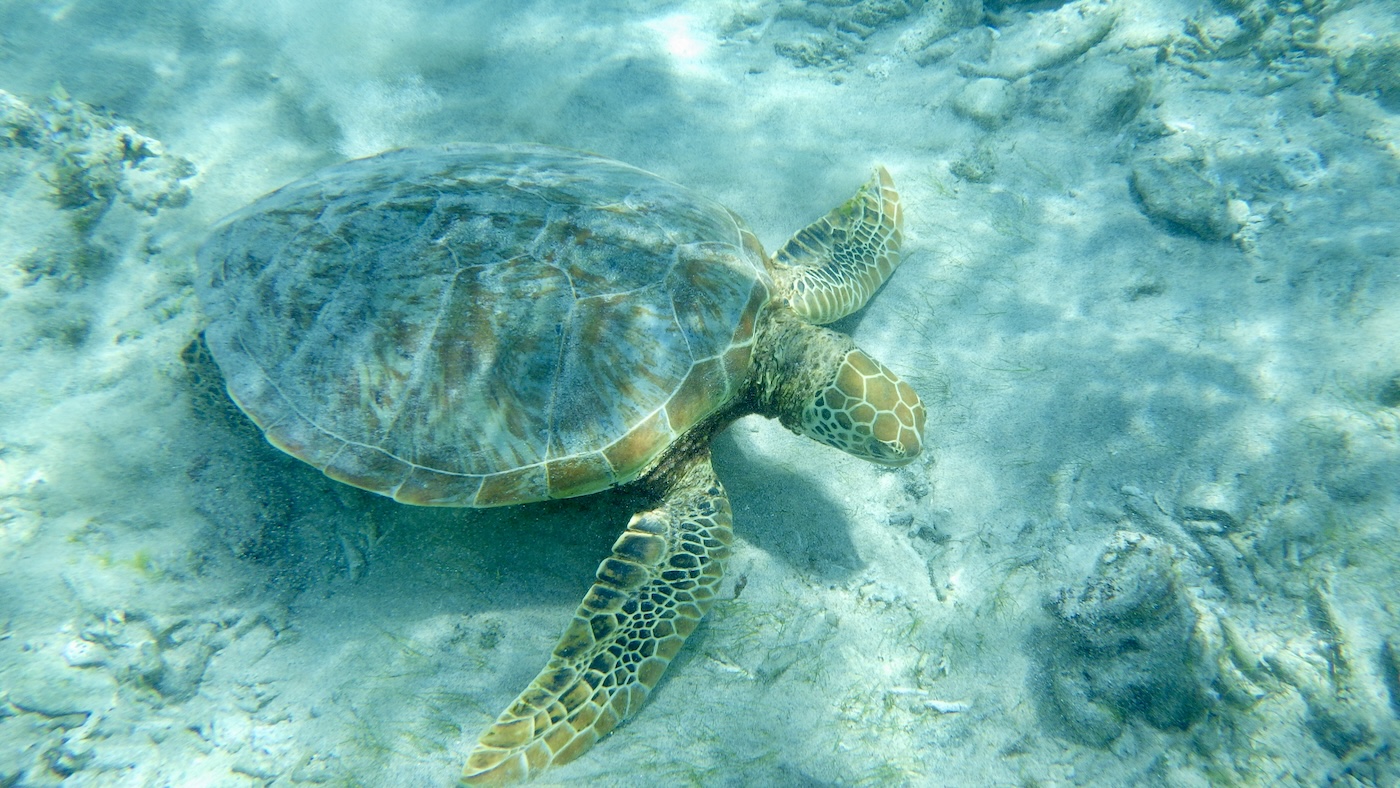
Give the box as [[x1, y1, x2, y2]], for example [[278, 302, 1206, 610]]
[[2, 0, 1398, 785]]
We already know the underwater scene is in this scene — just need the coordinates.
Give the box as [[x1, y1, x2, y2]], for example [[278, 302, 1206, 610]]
[[2, 0, 1399, 785]]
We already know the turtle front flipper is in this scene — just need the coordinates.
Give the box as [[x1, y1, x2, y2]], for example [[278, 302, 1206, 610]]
[[771, 167, 904, 325], [461, 454, 733, 785]]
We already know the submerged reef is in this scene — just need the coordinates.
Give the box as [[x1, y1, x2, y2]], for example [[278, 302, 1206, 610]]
[[0, 87, 195, 230], [1037, 531, 1217, 745], [0, 87, 194, 299], [1029, 482, 1400, 782], [724, 0, 984, 69]]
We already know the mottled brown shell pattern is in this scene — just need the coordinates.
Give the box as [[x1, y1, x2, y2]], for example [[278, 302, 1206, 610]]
[[198, 144, 771, 507]]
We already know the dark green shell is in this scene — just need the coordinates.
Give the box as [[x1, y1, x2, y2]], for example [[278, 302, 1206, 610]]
[[197, 144, 771, 506]]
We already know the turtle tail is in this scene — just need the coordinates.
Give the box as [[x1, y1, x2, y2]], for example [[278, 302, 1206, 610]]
[[460, 453, 733, 785]]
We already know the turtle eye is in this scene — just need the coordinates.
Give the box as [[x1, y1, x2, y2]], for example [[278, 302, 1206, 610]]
[[798, 349, 924, 466]]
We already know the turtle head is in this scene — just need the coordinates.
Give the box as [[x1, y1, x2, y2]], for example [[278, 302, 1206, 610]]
[[797, 348, 925, 466], [757, 316, 925, 466]]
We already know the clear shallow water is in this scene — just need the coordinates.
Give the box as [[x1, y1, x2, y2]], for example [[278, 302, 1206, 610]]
[[1, 1, 1398, 785]]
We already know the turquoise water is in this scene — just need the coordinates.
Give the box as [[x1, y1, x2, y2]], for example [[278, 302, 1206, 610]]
[[1, 1, 1398, 785]]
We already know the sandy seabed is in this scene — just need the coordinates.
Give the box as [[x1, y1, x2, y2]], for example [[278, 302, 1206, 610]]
[[2, 1, 1399, 785]]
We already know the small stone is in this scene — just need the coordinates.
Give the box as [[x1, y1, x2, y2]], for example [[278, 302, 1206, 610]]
[[953, 77, 1017, 128], [1179, 482, 1239, 529], [1035, 531, 1217, 745], [1129, 151, 1235, 240], [1378, 374, 1400, 408], [1061, 58, 1148, 131], [0, 89, 44, 146], [925, 699, 971, 713], [62, 638, 108, 668], [908, 522, 945, 543], [1322, 4, 1400, 108], [950, 148, 995, 182], [7, 666, 106, 719], [1275, 147, 1326, 189], [964, 0, 1117, 80], [900, 0, 986, 57], [1226, 199, 1251, 227], [291, 752, 337, 783]]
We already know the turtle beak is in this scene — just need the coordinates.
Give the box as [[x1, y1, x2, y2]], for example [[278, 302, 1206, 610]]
[[865, 435, 919, 467]]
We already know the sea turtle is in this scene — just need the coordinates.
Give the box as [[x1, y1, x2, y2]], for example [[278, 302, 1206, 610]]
[[196, 142, 924, 784]]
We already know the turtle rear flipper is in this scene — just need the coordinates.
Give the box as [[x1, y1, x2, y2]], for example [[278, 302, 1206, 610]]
[[772, 167, 904, 325], [462, 454, 733, 785]]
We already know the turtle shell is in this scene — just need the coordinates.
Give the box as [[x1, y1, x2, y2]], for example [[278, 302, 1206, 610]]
[[198, 143, 771, 507]]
